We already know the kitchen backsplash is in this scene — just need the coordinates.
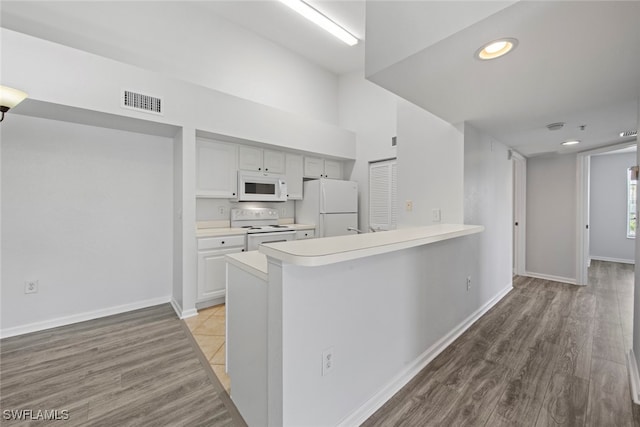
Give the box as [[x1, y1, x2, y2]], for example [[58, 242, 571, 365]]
[[196, 199, 296, 222]]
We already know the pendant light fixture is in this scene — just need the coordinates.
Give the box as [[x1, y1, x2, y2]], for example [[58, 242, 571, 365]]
[[0, 85, 28, 122]]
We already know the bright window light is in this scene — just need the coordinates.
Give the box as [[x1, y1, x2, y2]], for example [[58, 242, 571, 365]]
[[628, 167, 637, 239], [279, 0, 358, 46]]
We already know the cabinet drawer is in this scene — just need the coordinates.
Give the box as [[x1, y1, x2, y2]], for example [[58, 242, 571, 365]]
[[198, 235, 246, 250], [296, 229, 315, 240]]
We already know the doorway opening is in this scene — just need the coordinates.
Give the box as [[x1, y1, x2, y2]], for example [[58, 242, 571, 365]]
[[576, 142, 637, 285]]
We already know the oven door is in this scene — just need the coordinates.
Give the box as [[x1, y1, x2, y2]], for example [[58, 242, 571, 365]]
[[247, 231, 296, 251]]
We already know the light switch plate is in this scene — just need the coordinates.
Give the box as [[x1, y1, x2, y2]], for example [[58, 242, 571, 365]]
[[432, 209, 441, 222]]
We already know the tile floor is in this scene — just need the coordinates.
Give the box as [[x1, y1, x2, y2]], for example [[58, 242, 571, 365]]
[[185, 304, 230, 393]]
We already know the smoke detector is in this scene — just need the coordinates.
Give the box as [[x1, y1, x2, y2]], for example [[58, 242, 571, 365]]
[[546, 122, 565, 131]]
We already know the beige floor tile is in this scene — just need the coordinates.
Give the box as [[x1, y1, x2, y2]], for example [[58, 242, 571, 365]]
[[192, 334, 225, 360], [211, 342, 226, 365], [193, 315, 226, 336], [184, 306, 219, 331], [211, 364, 231, 392]]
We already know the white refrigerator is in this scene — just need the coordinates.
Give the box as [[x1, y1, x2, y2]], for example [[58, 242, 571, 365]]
[[296, 179, 358, 237]]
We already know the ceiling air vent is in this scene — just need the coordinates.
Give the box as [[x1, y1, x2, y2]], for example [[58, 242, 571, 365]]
[[121, 90, 163, 115], [620, 130, 638, 138]]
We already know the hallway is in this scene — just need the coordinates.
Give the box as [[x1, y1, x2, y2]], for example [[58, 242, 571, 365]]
[[364, 260, 638, 426]]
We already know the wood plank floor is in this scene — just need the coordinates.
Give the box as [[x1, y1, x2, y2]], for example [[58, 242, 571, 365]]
[[0, 304, 247, 426], [363, 260, 638, 427]]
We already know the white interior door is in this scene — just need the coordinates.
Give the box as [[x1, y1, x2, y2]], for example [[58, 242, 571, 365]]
[[512, 154, 526, 276]]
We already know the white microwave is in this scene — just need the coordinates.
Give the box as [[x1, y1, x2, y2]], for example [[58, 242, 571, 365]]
[[238, 171, 288, 202]]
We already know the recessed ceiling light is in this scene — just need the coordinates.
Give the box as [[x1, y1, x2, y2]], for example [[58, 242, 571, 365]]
[[279, 0, 358, 46], [476, 38, 518, 60], [561, 140, 581, 146]]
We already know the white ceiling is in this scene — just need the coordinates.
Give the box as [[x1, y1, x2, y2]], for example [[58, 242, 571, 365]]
[[194, 1, 366, 75], [208, 0, 640, 157], [1, 1, 638, 157]]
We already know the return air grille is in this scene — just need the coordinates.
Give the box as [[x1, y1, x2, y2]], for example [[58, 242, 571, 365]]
[[121, 90, 163, 115]]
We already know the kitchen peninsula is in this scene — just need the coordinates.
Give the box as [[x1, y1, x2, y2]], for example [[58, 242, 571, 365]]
[[226, 224, 497, 427]]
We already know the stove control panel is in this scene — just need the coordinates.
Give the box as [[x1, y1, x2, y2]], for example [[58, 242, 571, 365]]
[[231, 208, 279, 221]]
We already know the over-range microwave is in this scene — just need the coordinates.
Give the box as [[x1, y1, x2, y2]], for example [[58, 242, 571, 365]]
[[237, 171, 288, 202]]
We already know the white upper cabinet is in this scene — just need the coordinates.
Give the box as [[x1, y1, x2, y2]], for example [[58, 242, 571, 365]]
[[304, 156, 343, 179], [196, 139, 238, 198], [238, 146, 263, 172], [303, 156, 324, 178], [323, 159, 343, 179], [239, 147, 285, 174], [285, 153, 304, 200], [263, 150, 285, 174]]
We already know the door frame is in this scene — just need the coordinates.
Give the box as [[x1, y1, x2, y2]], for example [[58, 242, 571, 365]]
[[576, 141, 637, 285], [512, 150, 527, 276]]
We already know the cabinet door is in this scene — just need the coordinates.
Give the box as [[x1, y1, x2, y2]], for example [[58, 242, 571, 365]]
[[304, 156, 323, 178], [295, 229, 315, 240], [196, 139, 238, 198], [323, 159, 343, 179], [263, 150, 285, 174], [197, 246, 244, 302], [238, 146, 263, 171], [285, 153, 303, 200]]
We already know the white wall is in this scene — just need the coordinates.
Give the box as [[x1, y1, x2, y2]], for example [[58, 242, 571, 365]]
[[338, 71, 398, 230], [590, 152, 636, 263], [526, 153, 577, 282], [0, 1, 339, 125], [464, 124, 513, 300], [396, 100, 464, 226], [271, 234, 491, 426], [1, 29, 355, 160], [1, 115, 174, 335]]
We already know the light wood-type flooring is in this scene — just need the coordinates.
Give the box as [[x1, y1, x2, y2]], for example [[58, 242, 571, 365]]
[[364, 260, 638, 426], [0, 304, 247, 426]]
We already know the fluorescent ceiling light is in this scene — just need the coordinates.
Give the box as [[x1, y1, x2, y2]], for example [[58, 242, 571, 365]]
[[476, 38, 518, 60], [620, 130, 638, 138], [279, 0, 358, 46], [561, 140, 581, 146]]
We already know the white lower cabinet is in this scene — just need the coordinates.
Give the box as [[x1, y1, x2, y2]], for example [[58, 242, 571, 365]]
[[197, 236, 245, 303], [295, 229, 315, 240]]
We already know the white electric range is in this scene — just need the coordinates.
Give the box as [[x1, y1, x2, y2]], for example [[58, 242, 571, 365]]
[[231, 207, 296, 251]]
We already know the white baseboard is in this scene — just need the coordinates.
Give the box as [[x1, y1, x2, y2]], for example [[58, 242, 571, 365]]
[[337, 283, 513, 427], [523, 271, 577, 285], [171, 298, 198, 320], [0, 295, 172, 339], [627, 350, 640, 405], [590, 256, 635, 265]]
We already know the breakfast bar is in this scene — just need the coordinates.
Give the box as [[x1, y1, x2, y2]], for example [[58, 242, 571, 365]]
[[226, 224, 491, 427]]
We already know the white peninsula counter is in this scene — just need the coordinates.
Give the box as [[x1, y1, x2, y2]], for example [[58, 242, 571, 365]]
[[226, 224, 508, 427]]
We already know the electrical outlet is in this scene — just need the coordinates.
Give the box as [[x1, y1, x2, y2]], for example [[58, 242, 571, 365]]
[[405, 200, 413, 212], [322, 347, 334, 376], [432, 209, 441, 222], [25, 280, 39, 294], [466, 276, 472, 291], [218, 206, 226, 215]]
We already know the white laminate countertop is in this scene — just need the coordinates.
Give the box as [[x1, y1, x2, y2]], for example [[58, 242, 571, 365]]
[[259, 224, 484, 267], [226, 250, 268, 281], [196, 223, 315, 238]]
